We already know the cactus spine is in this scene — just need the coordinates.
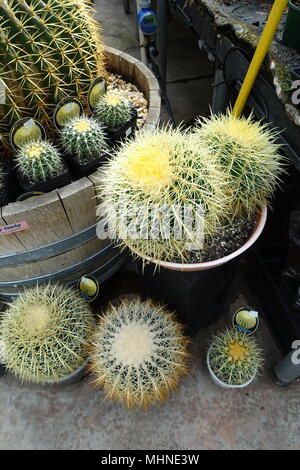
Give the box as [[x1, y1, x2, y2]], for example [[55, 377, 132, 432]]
[[0, 0, 106, 151], [95, 91, 132, 130], [15, 139, 64, 183], [89, 298, 189, 408], [193, 111, 284, 218], [61, 116, 107, 163], [98, 127, 230, 263], [0, 283, 94, 383], [208, 328, 263, 386]]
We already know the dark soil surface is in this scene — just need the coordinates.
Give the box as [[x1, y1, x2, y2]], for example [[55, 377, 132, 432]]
[[188, 215, 256, 263]]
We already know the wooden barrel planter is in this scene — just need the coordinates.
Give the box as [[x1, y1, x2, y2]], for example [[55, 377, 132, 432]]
[[0, 47, 161, 300]]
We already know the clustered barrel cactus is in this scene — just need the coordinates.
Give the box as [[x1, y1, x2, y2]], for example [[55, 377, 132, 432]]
[[15, 139, 64, 183], [193, 112, 284, 218], [98, 127, 229, 263], [0, 0, 106, 150], [98, 113, 284, 264], [0, 283, 94, 383], [89, 298, 189, 408], [95, 91, 132, 130], [208, 328, 263, 386], [61, 115, 107, 163]]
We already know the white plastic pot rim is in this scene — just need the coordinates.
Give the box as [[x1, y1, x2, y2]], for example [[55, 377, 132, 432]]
[[206, 345, 256, 389]]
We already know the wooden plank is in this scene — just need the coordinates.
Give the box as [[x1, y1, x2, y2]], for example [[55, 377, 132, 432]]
[[149, 89, 161, 110], [57, 177, 97, 234], [87, 170, 103, 205], [0, 238, 110, 281], [2, 192, 73, 250], [0, 210, 25, 256], [147, 106, 161, 125], [119, 52, 139, 82]]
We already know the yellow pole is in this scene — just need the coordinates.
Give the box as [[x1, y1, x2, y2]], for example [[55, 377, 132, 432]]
[[232, 0, 288, 117]]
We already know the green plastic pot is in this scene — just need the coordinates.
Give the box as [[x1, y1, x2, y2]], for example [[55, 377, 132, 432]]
[[282, 1, 300, 51]]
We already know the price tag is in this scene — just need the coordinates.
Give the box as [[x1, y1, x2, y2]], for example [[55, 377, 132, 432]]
[[0, 221, 29, 235]]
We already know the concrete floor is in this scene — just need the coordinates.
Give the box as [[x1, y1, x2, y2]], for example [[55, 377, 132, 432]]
[[1, 0, 299, 451]]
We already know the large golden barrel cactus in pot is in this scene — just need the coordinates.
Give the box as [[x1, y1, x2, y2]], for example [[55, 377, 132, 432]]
[[0, 0, 106, 152]]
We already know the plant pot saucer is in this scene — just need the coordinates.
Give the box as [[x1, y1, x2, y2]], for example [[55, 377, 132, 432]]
[[16, 159, 71, 194], [128, 206, 267, 272]]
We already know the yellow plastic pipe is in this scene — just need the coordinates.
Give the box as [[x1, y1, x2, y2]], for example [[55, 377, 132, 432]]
[[233, 0, 288, 117]]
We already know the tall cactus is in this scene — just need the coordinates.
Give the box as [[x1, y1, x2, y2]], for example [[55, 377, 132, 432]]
[[0, 0, 106, 152]]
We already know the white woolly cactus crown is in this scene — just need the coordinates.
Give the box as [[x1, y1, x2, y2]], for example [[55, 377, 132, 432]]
[[95, 90, 132, 130], [209, 328, 263, 385], [15, 139, 64, 183], [194, 111, 284, 217], [1, 283, 95, 383], [61, 115, 107, 163], [98, 126, 230, 263], [89, 298, 189, 409]]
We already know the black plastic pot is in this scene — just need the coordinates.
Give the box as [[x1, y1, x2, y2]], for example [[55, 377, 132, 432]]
[[139, 258, 240, 336], [63, 151, 110, 178], [106, 108, 138, 144], [0, 162, 19, 206], [282, 1, 300, 52], [16, 159, 71, 194]]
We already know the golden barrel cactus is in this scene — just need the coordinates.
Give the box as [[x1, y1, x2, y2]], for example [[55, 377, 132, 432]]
[[0, 283, 95, 383], [0, 0, 106, 151], [89, 298, 189, 408]]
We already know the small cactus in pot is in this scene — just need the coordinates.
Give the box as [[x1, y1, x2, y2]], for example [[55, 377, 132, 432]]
[[207, 328, 263, 387], [89, 298, 189, 409], [60, 115, 107, 164], [94, 91, 133, 131], [0, 283, 95, 384], [15, 139, 64, 184]]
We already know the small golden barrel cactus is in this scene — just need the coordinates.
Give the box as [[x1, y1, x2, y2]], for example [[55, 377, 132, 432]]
[[98, 127, 230, 263], [208, 328, 263, 386], [193, 111, 284, 217], [1, 283, 95, 383], [15, 139, 64, 183], [61, 115, 106, 163], [89, 298, 189, 408], [94, 91, 132, 130]]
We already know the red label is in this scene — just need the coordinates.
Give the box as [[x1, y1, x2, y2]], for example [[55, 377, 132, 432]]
[[0, 221, 29, 235]]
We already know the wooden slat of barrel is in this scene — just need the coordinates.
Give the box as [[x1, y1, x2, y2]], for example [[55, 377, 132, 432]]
[[2, 192, 73, 250], [0, 213, 25, 256], [57, 178, 97, 233]]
